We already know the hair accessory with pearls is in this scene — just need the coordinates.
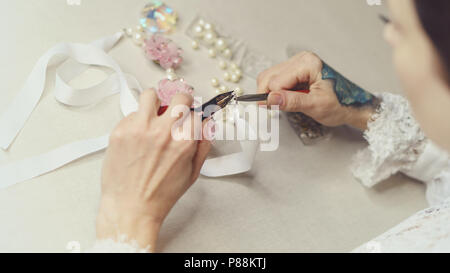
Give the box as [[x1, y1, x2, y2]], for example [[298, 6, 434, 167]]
[[144, 34, 183, 70], [0, 2, 269, 190], [157, 78, 194, 107]]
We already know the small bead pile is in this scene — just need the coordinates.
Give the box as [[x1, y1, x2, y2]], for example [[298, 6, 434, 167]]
[[124, 25, 146, 46]]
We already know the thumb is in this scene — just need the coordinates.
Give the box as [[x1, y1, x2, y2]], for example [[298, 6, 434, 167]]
[[267, 90, 311, 112]]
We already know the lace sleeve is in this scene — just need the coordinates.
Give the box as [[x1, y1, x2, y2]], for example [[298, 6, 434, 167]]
[[426, 168, 450, 206], [351, 92, 426, 187], [85, 236, 151, 253], [353, 197, 450, 253]]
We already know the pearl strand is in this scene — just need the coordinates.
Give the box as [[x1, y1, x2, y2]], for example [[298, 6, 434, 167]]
[[123, 18, 252, 124], [124, 25, 146, 47], [189, 17, 248, 125]]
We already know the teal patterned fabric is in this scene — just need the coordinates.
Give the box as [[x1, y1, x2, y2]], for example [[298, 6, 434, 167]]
[[321, 62, 374, 106]]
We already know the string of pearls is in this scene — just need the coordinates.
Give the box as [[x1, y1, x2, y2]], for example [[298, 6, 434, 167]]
[[124, 25, 146, 47], [190, 18, 244, 97], [190, 19, 278, 119]]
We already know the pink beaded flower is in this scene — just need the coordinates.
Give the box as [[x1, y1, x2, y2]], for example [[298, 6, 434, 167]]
[[157, 78, 194, 106], [144, 34, 183, 70]]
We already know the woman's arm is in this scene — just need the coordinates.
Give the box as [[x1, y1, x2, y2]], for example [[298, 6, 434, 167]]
[[258, 52, 450, 206], [256, 51, 379, 130]]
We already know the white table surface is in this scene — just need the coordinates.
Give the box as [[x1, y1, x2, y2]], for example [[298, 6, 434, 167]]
[[0, 0, 427, 252]]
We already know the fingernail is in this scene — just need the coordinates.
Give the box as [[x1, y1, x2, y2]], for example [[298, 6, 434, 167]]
[[268, 93, 283, 106], [204, 119, 216, 140]]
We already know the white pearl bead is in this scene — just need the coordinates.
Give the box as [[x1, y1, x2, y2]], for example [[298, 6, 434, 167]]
[[215, 38, 226, 50], [223, 48, 232, 59], [204, 23, 214, 31], [167, 73, 177, 81], [208, 48, 217, 58], [133, 33, 143, 45], [234, 87, 244, 96], [231, 74, 239, 83], [219, 85, 227, 93], [211, 78, 220, 87], [215, 88, 222, 94], [191, 40, 199, 49], [136, 25, 144, 32], [203, 31, 216, 44], [194, 25, 204, 37], [234, 69, 242, 77], [198, 19, 206, 26], [125, 28, 133, 37], [166, 68, 175, 75], [218, 60, 227, 70], [230, 62, 239, 70], [223, 72, 231, 81]]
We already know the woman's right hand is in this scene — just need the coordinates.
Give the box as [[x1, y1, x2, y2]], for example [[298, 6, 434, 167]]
[[257, 51, 376, 130]]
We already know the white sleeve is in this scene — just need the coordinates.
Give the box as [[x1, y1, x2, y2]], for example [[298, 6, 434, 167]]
[[85, 236, 151, 253], [353, 197, 450, 253], [351, 92, 450, 206], [351, 92, 426, 187]]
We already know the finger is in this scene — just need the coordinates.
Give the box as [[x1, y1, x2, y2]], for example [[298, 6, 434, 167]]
[[202, 118, 216, 141], [190, 138, 212, 183], [180, 109, 203, 141], [138, 89, 160, 119], [164, 92, 194, 123], [257, 71, 271, 95], [268, 69, 300, 93], [257, 71, 275, 106], [191, 118, 214, 182], [267, 90, 312, 112]]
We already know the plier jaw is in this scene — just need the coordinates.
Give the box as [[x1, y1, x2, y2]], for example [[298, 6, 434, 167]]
[[196, 91, 235, 120], [157, 91, 236, 119]]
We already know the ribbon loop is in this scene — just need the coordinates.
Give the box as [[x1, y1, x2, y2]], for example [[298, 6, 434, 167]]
[[0, 32, 260, 189]]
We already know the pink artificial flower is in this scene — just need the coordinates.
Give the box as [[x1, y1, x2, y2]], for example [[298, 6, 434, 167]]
[[144, 34, 183, 70], [157, 78, 194, 106]]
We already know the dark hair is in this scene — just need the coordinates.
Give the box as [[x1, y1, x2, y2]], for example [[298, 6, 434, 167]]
[[414, 0, 450, 84]]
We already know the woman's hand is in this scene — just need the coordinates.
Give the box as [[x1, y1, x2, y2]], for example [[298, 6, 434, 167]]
[[96, 89, 211, 251], [257, 52, 377, 130]]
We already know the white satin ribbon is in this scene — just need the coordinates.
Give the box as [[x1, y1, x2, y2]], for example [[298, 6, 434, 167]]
[[200, 117, 258, 177], [0, 32, 259, 189]]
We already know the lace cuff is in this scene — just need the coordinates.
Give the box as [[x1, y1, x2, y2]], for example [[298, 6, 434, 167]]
[[351, 93, 426, 187], [85, 236, 151, 253], [353, 197, 450, 252], [426, 168, 450, 206]]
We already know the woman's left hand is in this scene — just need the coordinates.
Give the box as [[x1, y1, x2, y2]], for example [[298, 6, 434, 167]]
[[96, 89, 211, 251]]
